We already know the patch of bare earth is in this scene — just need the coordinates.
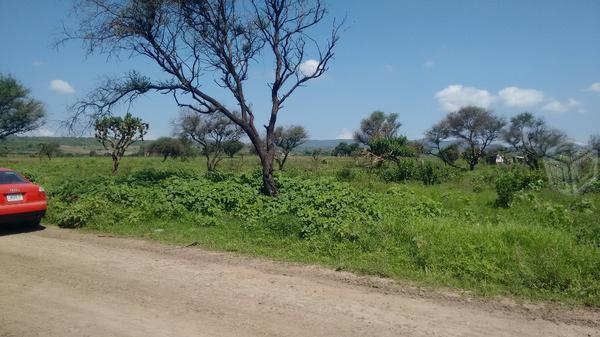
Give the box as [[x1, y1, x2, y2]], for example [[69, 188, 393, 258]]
[[1, 226, 598, 337]]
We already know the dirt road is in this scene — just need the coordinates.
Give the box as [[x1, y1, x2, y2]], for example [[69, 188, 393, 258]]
[[0, 226, 598, 337]]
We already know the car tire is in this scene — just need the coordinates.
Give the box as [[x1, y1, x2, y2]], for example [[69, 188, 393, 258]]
[[26, 217, 42, 228]]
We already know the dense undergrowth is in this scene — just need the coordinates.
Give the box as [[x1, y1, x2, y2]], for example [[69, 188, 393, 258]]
[[4, 156, 600, 306]]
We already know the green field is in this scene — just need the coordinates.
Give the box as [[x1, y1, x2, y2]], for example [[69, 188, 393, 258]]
[[2, 155, 599, 307]]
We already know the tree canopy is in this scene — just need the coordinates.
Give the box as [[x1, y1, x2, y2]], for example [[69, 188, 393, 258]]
[[427, 106, 505, 170], [95, 113, 148, 173], [0, 74, 45, 139], [503, 112, 566, 169], [176, 110, 242, 171], [274, 125, 308, 170], [223, 140, 245, 158], [148, 137, 184, 161], [332, 142, 360, 157], [354, 111, 401, 145]]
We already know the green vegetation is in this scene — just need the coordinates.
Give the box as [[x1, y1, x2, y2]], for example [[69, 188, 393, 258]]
[[4, 155, 599, 307], [94, 113, 149, 173], [0, 74, 45, 139]]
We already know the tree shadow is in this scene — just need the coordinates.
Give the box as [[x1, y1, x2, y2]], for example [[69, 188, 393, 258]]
[[0, 223, 46, 237]]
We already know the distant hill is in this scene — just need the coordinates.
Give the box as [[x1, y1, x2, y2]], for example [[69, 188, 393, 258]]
[[295, 139, 357, 152], [0, 136, 359, 156], [0, 136, 145, 155]]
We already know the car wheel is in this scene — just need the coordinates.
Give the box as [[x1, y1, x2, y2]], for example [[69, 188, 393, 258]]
[[26, 217, 42, 228]]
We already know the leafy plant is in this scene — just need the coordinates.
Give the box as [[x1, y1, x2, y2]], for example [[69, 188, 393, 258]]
[[495, 167, 546, 207]]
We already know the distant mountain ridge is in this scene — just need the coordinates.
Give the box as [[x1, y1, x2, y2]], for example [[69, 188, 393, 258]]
[[1, 136, 517, 155], [296, 139, 356, 151]]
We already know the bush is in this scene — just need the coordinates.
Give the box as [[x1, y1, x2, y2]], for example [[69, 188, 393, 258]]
[[582, 179, 600, 194], [49, 169, 381, 242], [19, 169, 39, 183], [417, 161, 441, 185], [495, 167, 546, 207], [379, 160, 449, 185], [380, 160, 416, 182], [336, 167, 357, 182], [53, 196, 110, 228]]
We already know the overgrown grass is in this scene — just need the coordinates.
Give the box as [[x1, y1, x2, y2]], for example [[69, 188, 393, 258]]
[[3, 156, 599, 307]]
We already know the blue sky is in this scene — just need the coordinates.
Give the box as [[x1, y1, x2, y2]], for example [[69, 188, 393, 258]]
[[1, 0, 599, 142]]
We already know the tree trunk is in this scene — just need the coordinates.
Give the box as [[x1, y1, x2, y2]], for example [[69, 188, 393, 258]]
[[277, 152, 289, 170], [205, 153, 212, 172], [244, 124, 278, 196], [111, 155, 119, 174], [256, 147, 277, 196], [261, 158, 277, 196], [469, 159, 476, 171]]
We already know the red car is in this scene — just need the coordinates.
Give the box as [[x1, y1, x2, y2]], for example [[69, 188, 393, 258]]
[[0, 168, 46, 226]]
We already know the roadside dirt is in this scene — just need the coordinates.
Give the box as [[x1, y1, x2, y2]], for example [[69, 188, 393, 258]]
[[1, 226, 598, 337]]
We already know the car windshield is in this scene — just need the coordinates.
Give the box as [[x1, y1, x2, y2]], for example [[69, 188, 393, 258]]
[[0, 171, 27, 184]]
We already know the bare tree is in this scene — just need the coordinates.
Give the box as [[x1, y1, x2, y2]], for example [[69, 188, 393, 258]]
[[95, 113, 148, 173], [504, 112, 566, 170], [354, 111, 401, 145], [430, 106, 505, 170], [274, 125, 308, 170], [62, 0, 342, 196], [176, 110, 242, 171]]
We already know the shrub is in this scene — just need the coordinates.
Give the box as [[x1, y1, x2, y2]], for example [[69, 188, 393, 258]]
[[379, 160, 416, 182], [336, 167, 357, 182], [495, 167, 546, 207], [19, 169, 39, 183], [417, 161, 441, 185], [49, 171, 380, 242], [53, 196, 110, 228], [582, 179, 600, 194]]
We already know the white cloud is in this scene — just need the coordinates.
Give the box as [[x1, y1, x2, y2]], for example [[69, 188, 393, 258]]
[[542, 98, 583, 113], [299, 59, 320, 76], [336, 129, 354, 139], [498, 86, 545, 108], [586, 82, 600, 93], [49, 79, 75, 94], [435, 85, 495, 112], [32, 60, 44, 66], [384, 64, 394, 72], [423, 60, 435, 68]]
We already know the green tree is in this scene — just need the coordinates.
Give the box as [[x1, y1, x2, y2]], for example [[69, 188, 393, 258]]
[[274, 125, 308, 170], [367, 136, 415, 166], [424, 121, 461, 167], [429, 106, 505, 170], [148, 137, 184, 161], [311, 148, 323, 164], [38, 142, 61, 160], [0, 74, 45, 139], [504, 112, 566, 170], [94, 113, 148, 173], [333, 142, 361, 157], [223, 140, 245, 158], [354, 111, 401, 145], [177, 110, 242, 171]]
